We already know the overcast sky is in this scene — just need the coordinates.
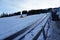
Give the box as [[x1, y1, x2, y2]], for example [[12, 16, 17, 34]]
[[0, 0, 60, 14]]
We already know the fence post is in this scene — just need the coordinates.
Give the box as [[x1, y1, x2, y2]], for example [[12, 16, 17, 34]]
[[43, 28, 46, 40]]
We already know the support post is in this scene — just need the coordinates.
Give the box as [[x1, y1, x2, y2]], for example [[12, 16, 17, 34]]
[[43, 28, 46, 40]]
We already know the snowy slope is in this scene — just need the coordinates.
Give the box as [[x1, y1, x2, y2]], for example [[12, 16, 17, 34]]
[[0, 14, 47, 39]]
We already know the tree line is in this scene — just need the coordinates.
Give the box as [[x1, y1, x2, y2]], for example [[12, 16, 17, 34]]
[[0, 7, 59, 18]]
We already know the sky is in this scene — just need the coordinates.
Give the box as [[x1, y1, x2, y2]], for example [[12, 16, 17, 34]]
[[0, 0, 60, 14]]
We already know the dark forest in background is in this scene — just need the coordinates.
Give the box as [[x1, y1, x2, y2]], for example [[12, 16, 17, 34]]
[[0, 7, 59, 18]]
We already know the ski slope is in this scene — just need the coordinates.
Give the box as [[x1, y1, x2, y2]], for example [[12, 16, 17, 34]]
[[0, 14, 49, 39]]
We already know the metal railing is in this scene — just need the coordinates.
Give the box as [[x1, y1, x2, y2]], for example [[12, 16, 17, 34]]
[[33, 13, 51, 40]]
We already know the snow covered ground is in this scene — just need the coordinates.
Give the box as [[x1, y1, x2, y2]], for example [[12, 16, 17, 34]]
[[0, 12, 60, 40], [0, 13, 49, 40], [47, 21, 60, 40]]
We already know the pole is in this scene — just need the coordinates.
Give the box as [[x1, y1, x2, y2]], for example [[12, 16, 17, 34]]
[[20, 11, 23, 18]]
